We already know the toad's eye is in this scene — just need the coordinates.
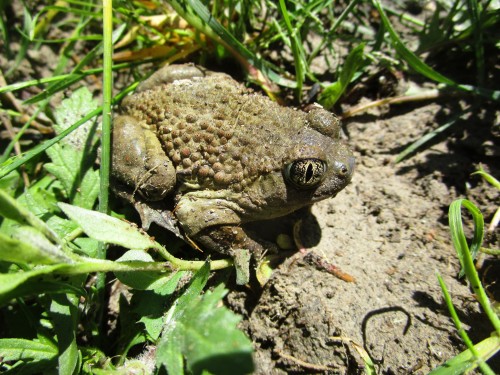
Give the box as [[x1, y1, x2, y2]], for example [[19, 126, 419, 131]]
[[284, 158, 327, 189]]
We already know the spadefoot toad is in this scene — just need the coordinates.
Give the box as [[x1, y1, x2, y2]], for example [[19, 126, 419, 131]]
[[112, 64, 355, 282]]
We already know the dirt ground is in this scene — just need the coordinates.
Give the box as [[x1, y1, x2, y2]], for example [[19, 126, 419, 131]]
[[226, 100, 500, 374]]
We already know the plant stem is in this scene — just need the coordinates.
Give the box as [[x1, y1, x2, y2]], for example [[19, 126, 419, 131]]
[[153, 243, 233, 271]]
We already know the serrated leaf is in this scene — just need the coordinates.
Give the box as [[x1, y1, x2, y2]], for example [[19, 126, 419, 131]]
[[78, 167, 99, 209], [133, 272, 185, 340], [44, 86, 100, 209], [156, 263, 254, 374], [21, 177, 60, 217], [45, 142, 99, 209], [0, 338, 58, 361], [53, 86, 99, 149], [58, 203, 155, 250]]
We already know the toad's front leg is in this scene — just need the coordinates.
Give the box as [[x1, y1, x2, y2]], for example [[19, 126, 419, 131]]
[[111, 115, 176, 201], [174, 193, 277, 284]]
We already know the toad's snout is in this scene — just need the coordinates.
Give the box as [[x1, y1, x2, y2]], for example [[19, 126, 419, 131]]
[[333, 155, 355, 182]]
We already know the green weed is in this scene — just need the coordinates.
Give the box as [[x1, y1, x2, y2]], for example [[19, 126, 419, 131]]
[[431, 170, 500, 374]]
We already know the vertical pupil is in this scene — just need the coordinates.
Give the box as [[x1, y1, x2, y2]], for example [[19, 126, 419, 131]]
[[305, 163, 314, 182]]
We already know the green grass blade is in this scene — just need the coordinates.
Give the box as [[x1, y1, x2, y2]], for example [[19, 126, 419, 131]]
[[449, 199, 483, 271], [448, 199, 500, 334], [429, 330, 499, 374], [4, 5, 32, 77], [395, 110, 461, 163], [23, 24, 125, 105], [0, 62, 133, 96], [434, 274, 496, 375], [92, 1, 114, 342], [466, 0, 485, 86], [167, 0, 295, 89], [330, 0, 363, 34], [319, 43, 366, 109], [372, 0, 500, 101], [373, 0, 455, 85], [278, 0, 305, 100], [472, 169, 500, 190], [0, 106, 99, 179], [0, 84, 136, 181]]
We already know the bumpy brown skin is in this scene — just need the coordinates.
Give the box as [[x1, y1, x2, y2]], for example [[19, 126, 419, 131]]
[[112, 64, 355, 275]]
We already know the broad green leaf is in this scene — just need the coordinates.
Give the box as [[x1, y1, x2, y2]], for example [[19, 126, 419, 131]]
[[133, 272, 186, 340], [319, 43, 366, 109], [77, 166, 99, 209], [0, 231, 67, 264], [50, 294, 81, 375], [0, 170, 20, 194], [58, 203, 155, 250], [73, 237, 100, 258], [45, 86, 100, 210], [115, 250, 163, 290], [0, 264, 67, 306], [0, 176, 61, 241], [0, 188, 60, 244], [156, 263, 254, 374], [21, 176, 60, 217], [0, 338, 57, 361], [156, 263, 210, 374], [46, 215, 80, 240]]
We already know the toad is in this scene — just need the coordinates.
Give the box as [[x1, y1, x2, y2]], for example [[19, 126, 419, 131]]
[[112, 64, 355, 283]]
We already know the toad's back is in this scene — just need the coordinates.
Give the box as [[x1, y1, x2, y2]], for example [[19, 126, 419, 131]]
[[119, 73, 316, 192]]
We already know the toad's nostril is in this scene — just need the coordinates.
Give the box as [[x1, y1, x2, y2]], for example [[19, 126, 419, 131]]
[[333, 157, 355, 179]]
